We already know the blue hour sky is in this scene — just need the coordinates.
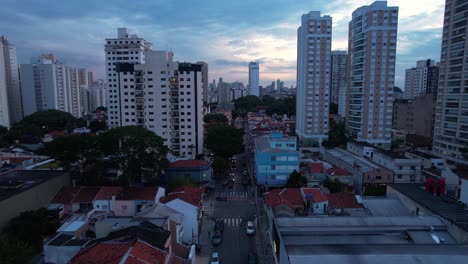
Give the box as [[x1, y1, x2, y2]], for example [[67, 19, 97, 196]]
[[0, 0, 444, 88]]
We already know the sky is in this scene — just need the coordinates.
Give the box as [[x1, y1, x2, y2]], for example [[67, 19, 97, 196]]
[[0, 0, 444, 88]]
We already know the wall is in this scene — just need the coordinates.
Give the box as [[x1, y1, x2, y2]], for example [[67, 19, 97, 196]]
[[165, 199, 199, 244], [44, 244, 83, 264], [459, 178, 468, 206], [328, 174, 354, 187], [166, 167, 211, 183], [363, 169, 394, 185], [255, 152, 300, 186], [0, 172, 70, 229]]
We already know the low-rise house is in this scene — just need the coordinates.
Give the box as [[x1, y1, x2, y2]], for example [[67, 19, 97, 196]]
[[371, 149, 423, 183], [92, 186, 123, 212], [160, 186, 204, 245], [254, 132, 300, 186], [301, 188, 328, 215], [325, 167, 354, 187], [325, 192, 365, 215], [264, 188, 305, 217], [347, 140, 376, 158], [166, 159, 212, 184], [113, 187, 164, 217], [44, 233, 91, 264], [71, 187, 101, 213], [405, 150, 446, 169]]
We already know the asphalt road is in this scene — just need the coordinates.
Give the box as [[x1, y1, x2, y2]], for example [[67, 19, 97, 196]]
[[211, 155, 257, 264]]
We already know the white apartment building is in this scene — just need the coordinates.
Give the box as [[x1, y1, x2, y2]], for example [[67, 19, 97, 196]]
[[0, 36, 21, 127], [404, 59, 439, 99], [91, 79, 106, 109], [105, 28, 204, 157], [20, 54, 82, 118], [433, 0, 468, 163], [331, 50, 347, 118], [248, 61, 259, 97], [346, 1, 398, 150], [296, 11, 331, 146]]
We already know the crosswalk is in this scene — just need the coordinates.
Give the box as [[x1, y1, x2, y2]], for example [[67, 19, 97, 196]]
[[216, 217, 245, 227], [218, 191, 253, 200]]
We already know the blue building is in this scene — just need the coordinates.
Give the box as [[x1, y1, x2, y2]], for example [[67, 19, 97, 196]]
[[254, 132, 300, 186], [166, 160, 212, 184]]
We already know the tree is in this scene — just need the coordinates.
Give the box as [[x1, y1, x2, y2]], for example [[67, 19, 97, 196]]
[[96, 106, 107, 112], [285, 170, 307, 188], [212, 156, 228, 177], [203, 113, 228, 124], [96, 126, 169, 184], [265, 96, 296, 117], [0, 234, 35, 264], [206, 124, 244, 159], [0, 125, 8, 147], [322, 120, 347, 148], [324, 179, 345, 193], [168, 176, 195, 192], [329, 102, 338, 115], [233, 95, 261, 118], [89, 120, 108, 132]]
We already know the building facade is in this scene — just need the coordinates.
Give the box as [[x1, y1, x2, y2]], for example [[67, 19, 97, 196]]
[[296, 11, 331, 146], [20, 54, 82, 118], [393, 94, 435, 138], [404, 59, 439, 99], [330, 50, 347, 117], [0, 36, 21, 127], [254, 132, 300, 186], [248, 61, 259, 97], [433, 0, 468, 163], [346, 1, 398, 150]]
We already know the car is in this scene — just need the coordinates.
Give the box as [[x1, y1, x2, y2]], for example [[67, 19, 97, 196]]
[[211, 252, 220, 264], [212, 232, 222, 245], [248, 252, 256, 264], [229, 172, 235, 177], [246, 221, 255, 235]]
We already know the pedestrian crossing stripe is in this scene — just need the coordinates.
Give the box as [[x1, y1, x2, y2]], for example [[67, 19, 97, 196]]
[[219, 191, 253, 198], [218, 218, 244, 227]]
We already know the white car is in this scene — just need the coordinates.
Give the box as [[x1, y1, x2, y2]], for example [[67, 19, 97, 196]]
[[246, 221, 255, 235], [211, 252, 220, 264]]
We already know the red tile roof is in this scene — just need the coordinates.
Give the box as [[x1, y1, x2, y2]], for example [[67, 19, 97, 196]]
[[264, 188, 304, 209], [72, 186, 101, 203], [0, 157, 34, 164], [124, 240, 167, 264], [94, 186, 124, 200], [117, 187, 157, 201], [70, 240, 133, 264], [160, 186, 204, 207], [169, 159, 209, 168], [326, 167, 352, 176], [326, 193, 364, 209], [45, 130, 66, 137], [310, 162, 324, 174], [302, 188, 328, 203], [51, 186, 81, 204]]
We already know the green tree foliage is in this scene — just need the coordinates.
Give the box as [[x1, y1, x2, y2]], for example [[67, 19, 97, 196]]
[[0, 125, 8, 147], [0, 234, 35, 264], [96, 106, 107, 112], [285, 170, 307, 188], [233, 95, 261, 118], [363, 184, 386, 196], [168, 176, 195, 192], [203, 113, 228, 124], [96, 126, 169, 184], [7, 110, 83, 143], [206, 124, 244, 159], [212, 156, 228, 177], [4, 208, 60, 252], [329, 102, 338, 115], [324, 179, 345, 193], [322, 120, 347, 148], [89, 120, 108, 132], [265, 96, 296, 117]]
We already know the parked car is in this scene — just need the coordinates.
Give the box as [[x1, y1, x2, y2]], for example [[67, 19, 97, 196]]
[[248, 252, 256, 264], [246, 221, 255, 235], [212, 232, 222, 245], [211, 252, 220, 264]]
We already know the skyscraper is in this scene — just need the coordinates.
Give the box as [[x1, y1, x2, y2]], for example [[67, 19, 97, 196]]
[[404, 59, 439, 99], [433, 0, 468, 162], [248, 61, 259, 96], [346, 1, 398, 150], [20, 54, 82, 118], [0, 36, 21, 127], [296, 11, 331, 146], [330, 50, 347, 117], [104, 28, 204, 157], [196, 61, 208, 104]]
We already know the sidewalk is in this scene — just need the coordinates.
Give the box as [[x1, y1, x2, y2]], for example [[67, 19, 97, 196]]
[[193, 195, 215, 264]]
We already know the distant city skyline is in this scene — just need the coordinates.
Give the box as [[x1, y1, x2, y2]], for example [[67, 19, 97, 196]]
[[0, 0, 443, 88]]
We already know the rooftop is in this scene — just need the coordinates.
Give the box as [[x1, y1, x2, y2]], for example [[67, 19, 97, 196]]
[[72, 187, 102, 203], [160, 186, 204, 207], [254, 134, 298, 154], [0, 170, 66, 202], [302, 188, 327, 203], [94, 186, 124, 200], [389, 184, 468, 232], [326, 149, 382, 173], [168, 159, 209, 169], [326, 167, 352, 176], [264, 188, 304, 209], [406, 149, 440, 160], [116, 187, 157, 201], [326, 193, 364, 209]]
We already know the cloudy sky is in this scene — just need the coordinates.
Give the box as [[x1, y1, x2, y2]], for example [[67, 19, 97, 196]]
[[0, 0, 444, 88]]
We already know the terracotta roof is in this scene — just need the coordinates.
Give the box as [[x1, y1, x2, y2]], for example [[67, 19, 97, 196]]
[[160, 186, 204, 207], [45, 130, 66, 137], [70, 240, 133, 264], [326, 193, 364, 209], [72, 186, 101, 203], [117, 187, 157, 201], [51, 186, 81, 204], [302, 188, 328, 203], [310, 162, 324, 174], [326, 167, 352, 176], [94, 186, 123, 200], [0, 157, 34, 164], [124, 240, 168, 264], [169, 159, 209, 168], [264, 188, 303, 209]]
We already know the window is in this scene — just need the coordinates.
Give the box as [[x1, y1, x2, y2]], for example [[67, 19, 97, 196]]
[[271, 156, 276, 161]]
